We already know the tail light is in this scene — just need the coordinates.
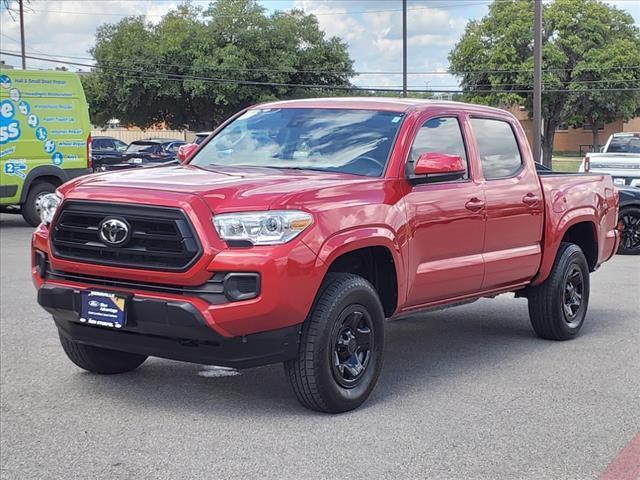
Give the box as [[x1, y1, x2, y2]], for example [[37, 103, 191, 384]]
[[582, 155, 589, 172], [86, 134, 92, 169]]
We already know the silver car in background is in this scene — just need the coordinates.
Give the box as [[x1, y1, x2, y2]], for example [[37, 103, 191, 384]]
[[580, 132, 640, 188]]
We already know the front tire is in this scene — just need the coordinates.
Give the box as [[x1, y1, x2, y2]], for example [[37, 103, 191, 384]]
[[527, 242, 590, 340], [285, 273, 385, 413], [59, 333, 147, 374], [618, 206, 640, 255]]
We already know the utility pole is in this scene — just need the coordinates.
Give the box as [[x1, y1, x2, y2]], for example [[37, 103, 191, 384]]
[[533, 0, 543, 166], [19, 0, 26, 69], [402, 0, 407, 97]]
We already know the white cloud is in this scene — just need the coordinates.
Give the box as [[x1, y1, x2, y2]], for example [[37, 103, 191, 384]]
[[291, 0, 469, 90], [292, 0, 365, 42], [2, 0, 638, 91], [1, 1, 181, 70]]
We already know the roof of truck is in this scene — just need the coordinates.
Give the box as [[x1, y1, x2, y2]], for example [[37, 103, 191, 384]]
[[254, 97, 509, 115]]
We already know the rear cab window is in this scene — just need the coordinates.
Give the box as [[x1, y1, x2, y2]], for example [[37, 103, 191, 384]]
[[606, 134, 640, 153], [470, 118, 522, 180]]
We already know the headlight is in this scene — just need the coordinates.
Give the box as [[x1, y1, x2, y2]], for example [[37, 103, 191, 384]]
[[39, 192, 62, 225], [213, 210, 313, 246]]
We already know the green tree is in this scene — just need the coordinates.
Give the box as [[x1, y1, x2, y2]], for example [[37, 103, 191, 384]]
[[563, 37, 640, 150], [83, 0, 354, 130], [449, 0, 640, 166]]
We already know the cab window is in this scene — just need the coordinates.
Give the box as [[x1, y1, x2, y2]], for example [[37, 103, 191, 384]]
[[470, 118, 522, 179], [407, 117, 468, 179], [93, 138, 112, 150], [166, 143, 183, 153], [114, 140, 128, 152]]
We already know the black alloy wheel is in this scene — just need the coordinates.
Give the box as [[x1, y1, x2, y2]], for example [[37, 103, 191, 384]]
[[331, 306, 374, 389], [618, 207, 640, 255], [562, 265, 584, 327]]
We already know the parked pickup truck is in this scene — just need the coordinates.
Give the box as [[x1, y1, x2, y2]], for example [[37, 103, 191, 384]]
[[32, 99, 620, 413], [580, 132, 640, 187]]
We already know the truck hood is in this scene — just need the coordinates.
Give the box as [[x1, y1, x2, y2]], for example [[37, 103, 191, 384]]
[[64, 164, 376, 213]]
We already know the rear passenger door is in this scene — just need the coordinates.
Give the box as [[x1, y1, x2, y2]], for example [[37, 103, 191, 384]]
[[469, 117, 544, 290], [403, 115, 486, 307]]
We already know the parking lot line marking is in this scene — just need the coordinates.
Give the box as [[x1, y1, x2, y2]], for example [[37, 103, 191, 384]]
[[599, 432, 640, 480]]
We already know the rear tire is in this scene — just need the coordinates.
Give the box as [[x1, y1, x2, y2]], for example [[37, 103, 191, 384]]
[[618, 206, 640, 255], [21, 181, 56, 227], [527, 242, 590, 340], [59, 333, 147, 374], [285, 273, 385, 413]]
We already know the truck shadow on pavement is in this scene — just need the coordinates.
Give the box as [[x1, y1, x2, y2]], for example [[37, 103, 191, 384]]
[[63, 298, 616, 416]]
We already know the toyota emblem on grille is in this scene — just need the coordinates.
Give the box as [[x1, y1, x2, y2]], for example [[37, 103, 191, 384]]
[[99, 218, 131, 247]]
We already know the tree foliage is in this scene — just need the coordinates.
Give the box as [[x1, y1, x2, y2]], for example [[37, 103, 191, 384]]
[[83, 0, 355, 129], [449, 0, 640, 164]]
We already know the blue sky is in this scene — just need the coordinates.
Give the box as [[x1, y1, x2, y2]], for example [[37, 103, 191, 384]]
[[1, 0, 639, 90]]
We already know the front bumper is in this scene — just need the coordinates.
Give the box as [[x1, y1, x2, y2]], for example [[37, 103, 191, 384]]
[[31, 191, 326, 366], [38, 284, 301, 368]]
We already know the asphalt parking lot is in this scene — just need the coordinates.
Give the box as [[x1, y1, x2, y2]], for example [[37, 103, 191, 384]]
[[1, 213, 638, 480]]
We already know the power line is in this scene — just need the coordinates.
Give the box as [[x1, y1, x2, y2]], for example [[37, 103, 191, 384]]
[[17, 0, 640, 19], [2, 51, 639, 95], [2, 46, 640, 79], [21, 1, 498, 18]]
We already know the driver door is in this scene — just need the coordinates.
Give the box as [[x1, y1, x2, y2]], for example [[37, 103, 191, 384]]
[[403, 115, 486, 307]]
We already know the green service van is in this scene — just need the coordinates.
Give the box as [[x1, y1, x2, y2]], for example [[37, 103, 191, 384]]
[[0, 69, 91, 225]]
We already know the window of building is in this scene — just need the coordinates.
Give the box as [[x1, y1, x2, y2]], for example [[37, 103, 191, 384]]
[[583, 121, 605, 131]]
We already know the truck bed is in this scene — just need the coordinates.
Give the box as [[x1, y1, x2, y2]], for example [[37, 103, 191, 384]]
[[533, 172, 619, 285]]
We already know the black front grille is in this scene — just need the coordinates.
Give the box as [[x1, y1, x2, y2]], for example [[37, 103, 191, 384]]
[[51, 201, 201, 271]]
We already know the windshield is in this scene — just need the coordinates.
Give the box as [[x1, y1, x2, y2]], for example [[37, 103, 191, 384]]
[[190, 108, 403, 177], [127, 142, 160, 153], [606, 134, 640, 154]]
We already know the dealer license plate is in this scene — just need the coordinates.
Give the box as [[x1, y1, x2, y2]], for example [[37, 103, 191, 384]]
[[80, 291, 127, 329]]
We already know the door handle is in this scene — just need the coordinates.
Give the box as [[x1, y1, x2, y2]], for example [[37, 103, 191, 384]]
[[522, 193, 540, 206], [465, 197, 485, 212]]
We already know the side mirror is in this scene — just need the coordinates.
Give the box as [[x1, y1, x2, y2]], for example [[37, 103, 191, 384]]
[[414, 152, 466, 177], [177, 143, 198, 163]]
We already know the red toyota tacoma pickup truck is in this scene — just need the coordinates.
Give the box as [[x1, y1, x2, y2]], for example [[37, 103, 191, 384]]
[[32, 98, 619, 413]]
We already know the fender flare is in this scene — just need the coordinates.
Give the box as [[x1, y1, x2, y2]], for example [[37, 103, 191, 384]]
[[532, 208, 598, 286], [314, 226, 407, 308]]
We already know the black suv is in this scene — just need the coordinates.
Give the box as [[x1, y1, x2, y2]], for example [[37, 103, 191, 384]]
[[91, 136, 129, 172], [101, 139, 186, 171]]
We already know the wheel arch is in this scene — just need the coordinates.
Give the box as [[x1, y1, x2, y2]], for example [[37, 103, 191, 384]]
[[532, 212, 599, 286], [560, 220, 598, 271], [19, 166, 66, 204], [315, 227, 406, 317]]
